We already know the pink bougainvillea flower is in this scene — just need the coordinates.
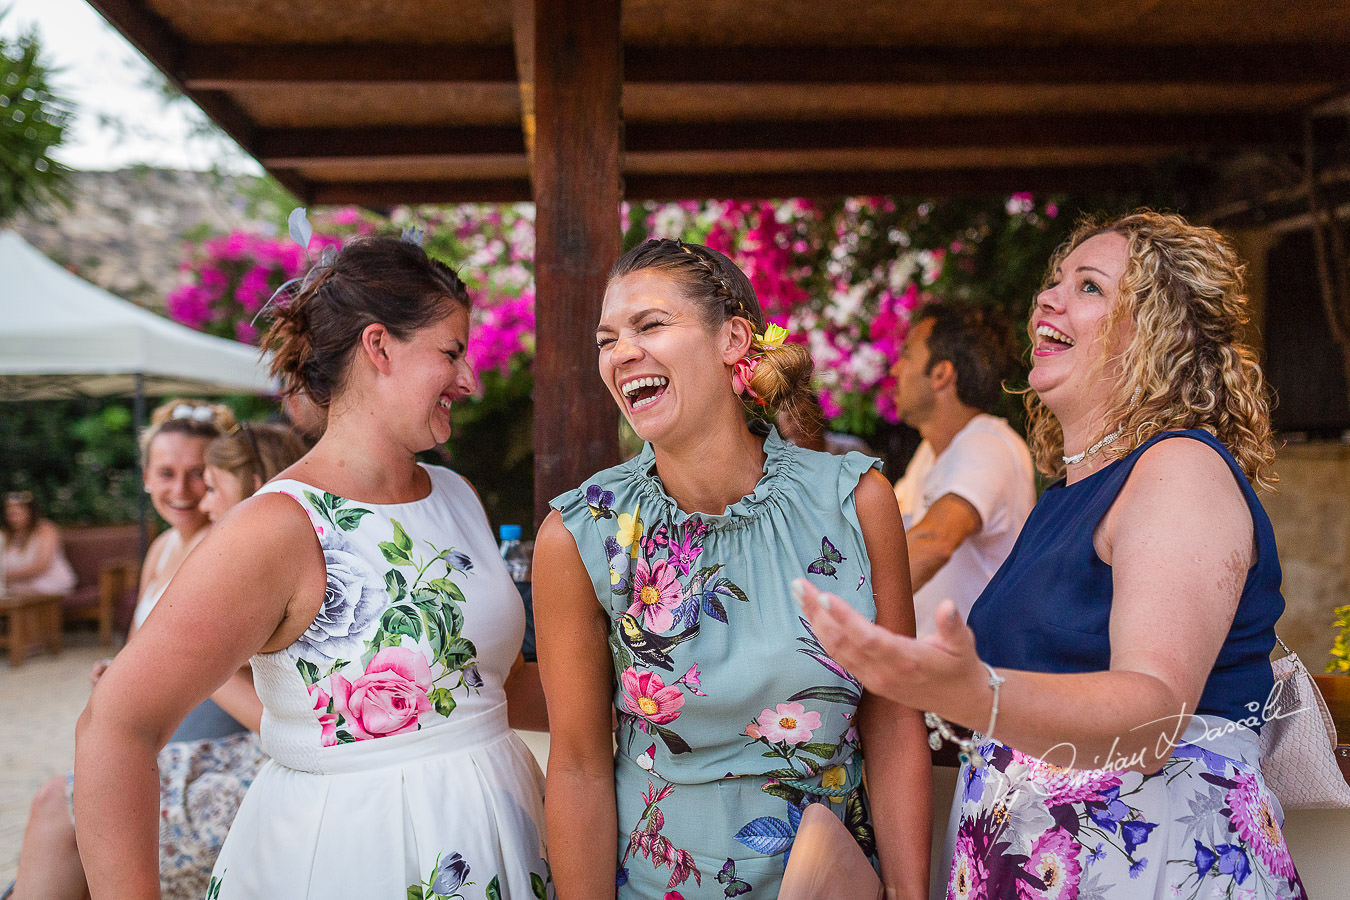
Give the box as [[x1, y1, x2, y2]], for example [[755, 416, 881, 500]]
[[330, 647, 433, 740], [628, 558, 683, 633], [749, 701, 822, 745], [621, 667, 685, 725]]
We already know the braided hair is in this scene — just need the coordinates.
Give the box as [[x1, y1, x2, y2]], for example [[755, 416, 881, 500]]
[[608, 239, 820, 434]]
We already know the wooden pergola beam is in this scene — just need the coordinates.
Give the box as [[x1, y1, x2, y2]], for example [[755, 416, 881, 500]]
[[307, 164, 1155, 206], [529, 0, 622, 528], [258, 113, 1305, 165], [179, 42, 1350, 88]]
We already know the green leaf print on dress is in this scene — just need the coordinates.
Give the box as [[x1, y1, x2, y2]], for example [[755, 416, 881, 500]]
[[292, 496, 484, 746]]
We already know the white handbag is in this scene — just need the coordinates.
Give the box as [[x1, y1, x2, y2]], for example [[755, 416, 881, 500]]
[[1257, 638, 1350, 810]]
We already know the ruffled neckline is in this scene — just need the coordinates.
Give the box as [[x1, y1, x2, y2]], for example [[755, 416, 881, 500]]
[[630, 425, 799, 531]]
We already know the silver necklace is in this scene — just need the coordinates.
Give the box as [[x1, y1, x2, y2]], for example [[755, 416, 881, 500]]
[[1062, 386, 1141, 466], [1062, 427, 1123, 466]]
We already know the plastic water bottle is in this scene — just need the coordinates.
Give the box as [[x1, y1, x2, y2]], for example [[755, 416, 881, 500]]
[[498, 524, 531, 583]]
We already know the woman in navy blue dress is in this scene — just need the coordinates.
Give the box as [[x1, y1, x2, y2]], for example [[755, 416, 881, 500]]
[[798, 210, 1306, 898]]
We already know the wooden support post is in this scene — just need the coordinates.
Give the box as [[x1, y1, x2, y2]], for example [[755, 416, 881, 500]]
[[527, 0, 622, 529]]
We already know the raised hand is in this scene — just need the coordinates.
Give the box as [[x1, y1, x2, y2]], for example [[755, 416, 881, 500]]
[[791, 577, 985, 720]]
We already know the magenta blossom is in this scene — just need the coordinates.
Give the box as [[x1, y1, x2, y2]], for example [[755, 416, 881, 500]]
[[628, 558, 683, 633]]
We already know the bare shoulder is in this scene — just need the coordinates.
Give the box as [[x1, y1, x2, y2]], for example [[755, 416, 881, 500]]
[[209, 490, 317, 552], [1107, 435, 1252, 560], [534, 509, 581, 563], [853, 468, 900, 520], [1123, 436, 1248, 512]]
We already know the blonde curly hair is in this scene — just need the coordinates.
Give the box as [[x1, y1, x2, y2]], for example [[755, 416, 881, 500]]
[[1024, 210, 1278, 491]]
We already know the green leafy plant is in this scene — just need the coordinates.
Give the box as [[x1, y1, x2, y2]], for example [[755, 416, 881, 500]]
[[1327, 604, 1350, 675], [0, 10, 72, 221]]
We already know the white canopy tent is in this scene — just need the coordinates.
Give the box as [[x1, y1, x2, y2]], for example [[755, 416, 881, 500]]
[[0, 230, 276, 401]]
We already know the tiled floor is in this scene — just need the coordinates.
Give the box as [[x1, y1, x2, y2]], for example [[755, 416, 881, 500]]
[[0, 631, 107, 886]]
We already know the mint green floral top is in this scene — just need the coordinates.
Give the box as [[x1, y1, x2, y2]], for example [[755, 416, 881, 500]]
[[552, 426, 882, 899]]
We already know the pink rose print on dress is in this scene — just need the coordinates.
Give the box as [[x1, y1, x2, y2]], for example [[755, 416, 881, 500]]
[[621, 667, 686, 725], [745, 701, 822, 745], [628, 558, 683, 633], [330, 647, 433, 740], [307, 683, 339, 747]]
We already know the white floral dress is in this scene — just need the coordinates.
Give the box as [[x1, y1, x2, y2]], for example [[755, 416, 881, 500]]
[[207, 464, 551, 900]]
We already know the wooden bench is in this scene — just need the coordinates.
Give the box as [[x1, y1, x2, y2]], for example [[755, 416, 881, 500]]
[[61, 524, 142, 644], [0, 591, 63, 665]]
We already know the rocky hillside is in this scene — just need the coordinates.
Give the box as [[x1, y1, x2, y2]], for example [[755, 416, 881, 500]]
[[10, 168, 281, 310]]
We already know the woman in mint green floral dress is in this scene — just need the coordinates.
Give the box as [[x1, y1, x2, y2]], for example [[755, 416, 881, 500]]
[[534, 239, 932, 900], [75, 236, 551, 900]]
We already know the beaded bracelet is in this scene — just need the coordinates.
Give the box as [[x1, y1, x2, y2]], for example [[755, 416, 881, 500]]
[[925, 661, 1005, 768]]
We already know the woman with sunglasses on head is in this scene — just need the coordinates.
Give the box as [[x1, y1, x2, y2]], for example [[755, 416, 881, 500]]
[[12, 398, 234, 900], [75, 236, 550, 900]]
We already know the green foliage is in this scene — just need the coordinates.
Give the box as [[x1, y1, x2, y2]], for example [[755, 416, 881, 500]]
[[0, 399, 139, 524], [1328, 604, 1350, 675], [0, 13, 72, 221]]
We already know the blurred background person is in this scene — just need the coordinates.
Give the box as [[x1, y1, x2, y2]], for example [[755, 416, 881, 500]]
[[890, 302, 1034, 638], [9, 403, 310, 900], [2, 491, 77, 597]]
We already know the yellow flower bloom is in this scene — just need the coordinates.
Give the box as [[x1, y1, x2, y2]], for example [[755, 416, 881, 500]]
[[616, 506, 643, 558], [756, 323, 789, 348], [822, 764, 847, 803]]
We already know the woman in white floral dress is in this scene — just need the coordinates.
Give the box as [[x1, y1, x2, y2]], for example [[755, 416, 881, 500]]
[[74, 236, 551, 900]]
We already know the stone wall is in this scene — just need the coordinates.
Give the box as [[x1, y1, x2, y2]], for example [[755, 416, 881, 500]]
[[9, 168, 267, 309], [1266, 442, 1350, 670]]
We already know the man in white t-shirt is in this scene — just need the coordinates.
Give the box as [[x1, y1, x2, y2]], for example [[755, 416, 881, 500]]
[[891, 302, 1035, 638]]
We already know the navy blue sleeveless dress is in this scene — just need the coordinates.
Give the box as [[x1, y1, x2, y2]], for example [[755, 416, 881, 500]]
[[948, 430, 1306, 900]]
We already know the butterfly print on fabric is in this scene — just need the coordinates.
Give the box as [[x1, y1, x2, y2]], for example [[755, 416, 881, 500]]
[[806, 536, 845, 578], [715, 858, 752, 897]]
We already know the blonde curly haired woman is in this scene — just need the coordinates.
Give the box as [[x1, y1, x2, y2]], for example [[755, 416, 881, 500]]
[[798, 211, 1307, 898]]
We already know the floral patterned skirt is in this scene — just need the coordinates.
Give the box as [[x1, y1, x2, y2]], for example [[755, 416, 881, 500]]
[[945, 718, 1306, 900], [65, 732, 265, 900]]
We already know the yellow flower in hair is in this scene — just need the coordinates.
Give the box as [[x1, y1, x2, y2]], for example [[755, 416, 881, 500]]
[[756, 323, 790, 348]]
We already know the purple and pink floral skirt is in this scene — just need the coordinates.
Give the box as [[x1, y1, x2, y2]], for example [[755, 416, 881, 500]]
[[945, 719, 1306, 900]]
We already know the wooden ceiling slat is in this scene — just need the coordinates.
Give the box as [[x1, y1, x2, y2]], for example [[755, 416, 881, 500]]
[[181, 44, 519, 89], [623, 45, 1350, 87], [307, 164, 1154, 205], [256, 114, 1304, 167], [257, 125, 525, 165], [179, 42, 1350, 88]]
